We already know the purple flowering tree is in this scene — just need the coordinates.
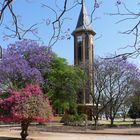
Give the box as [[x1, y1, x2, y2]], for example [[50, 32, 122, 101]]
[[0, 39, 53, 91], [100, 57, 140, 125], [89, 57, 140, 127]]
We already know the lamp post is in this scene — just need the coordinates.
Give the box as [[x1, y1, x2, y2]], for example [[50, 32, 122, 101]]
[[0, 45, 2, 59]]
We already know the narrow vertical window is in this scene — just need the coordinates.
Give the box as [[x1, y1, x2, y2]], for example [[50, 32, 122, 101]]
[[0, 46, 2, 59], [77, 36, 83, 64], [78, 46, 82, 62]]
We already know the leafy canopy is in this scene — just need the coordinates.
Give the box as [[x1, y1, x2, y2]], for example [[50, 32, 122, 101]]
[[0, 84, 53, 123], [47, 57, 84, 113], [0, 39, 53, 90]]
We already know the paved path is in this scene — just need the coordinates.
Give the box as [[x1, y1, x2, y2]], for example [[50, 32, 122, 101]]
[[0, 127, 140, 140], [36, 132, 140, 140], [0, 131, 140, 140], [84, 128, 140, 135]]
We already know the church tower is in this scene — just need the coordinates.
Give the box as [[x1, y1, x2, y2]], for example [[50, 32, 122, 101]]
[[72, 0, 96, 119]]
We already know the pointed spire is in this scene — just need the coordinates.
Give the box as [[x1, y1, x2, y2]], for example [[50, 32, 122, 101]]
[[76, 0, 92, 30], [72, 0, 95, 35], [82, 0, 84, 9]]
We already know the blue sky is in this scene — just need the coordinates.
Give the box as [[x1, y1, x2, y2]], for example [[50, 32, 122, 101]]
[[0, 0, 140, 67]]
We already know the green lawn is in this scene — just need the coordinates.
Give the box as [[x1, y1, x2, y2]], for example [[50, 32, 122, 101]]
[[99, 118, 140, 125]]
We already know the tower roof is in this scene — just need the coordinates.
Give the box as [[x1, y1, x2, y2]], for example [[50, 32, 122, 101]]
[[72, 1, 95, 35]]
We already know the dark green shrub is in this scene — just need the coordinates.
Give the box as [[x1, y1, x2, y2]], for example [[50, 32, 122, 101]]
[[128, 103, 140, 125], [65, 114, 87, 126]]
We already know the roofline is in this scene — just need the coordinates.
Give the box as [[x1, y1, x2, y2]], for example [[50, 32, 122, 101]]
[[72, 29, 96, 36]]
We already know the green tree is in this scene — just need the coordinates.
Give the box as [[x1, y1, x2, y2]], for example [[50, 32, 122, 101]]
[[128, 103, 140, 125], [128, 80, 140, 125], [46, 56, 84, 114]]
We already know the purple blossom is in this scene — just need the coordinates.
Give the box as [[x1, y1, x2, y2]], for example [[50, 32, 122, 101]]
[[7, 39, 53, 72], [103, 57, 140, 82], [0, 39, 53, 90]]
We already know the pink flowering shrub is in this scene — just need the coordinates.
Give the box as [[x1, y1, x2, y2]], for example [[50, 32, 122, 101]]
[[0, 84, 53, 140]]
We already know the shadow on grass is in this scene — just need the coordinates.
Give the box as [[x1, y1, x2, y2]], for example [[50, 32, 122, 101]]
[[0, 137, 20, 140], [0, 137, 34, 140]]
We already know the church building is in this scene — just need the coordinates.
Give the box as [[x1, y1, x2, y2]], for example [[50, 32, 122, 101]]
[[72, 0, 96, 120]]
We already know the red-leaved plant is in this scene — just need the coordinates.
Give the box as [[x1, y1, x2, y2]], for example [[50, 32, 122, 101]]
[[0, 84, 53, 140]]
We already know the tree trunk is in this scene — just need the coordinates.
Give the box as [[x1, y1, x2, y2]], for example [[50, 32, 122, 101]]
[[105, 114, 109, 120], [133, 119, 137, 125], [94, 119, 98, 130], [123, 114, 126, 122], [20, 121, 30, 140], [110, 118, 114, 126]]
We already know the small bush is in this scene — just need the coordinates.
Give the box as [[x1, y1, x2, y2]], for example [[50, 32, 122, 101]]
[[65, 114, 87, 126]]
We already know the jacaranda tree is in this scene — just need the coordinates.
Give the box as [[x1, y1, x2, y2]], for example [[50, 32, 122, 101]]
[[0, 39, 53, 91], [0, 84, 53, 140], [99, 57, 140, 125], [87, 57, 140, 127]]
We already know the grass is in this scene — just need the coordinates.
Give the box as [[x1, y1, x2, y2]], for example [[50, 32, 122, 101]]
[[114, 121, 133, 125], [98, 118, 140, 125]]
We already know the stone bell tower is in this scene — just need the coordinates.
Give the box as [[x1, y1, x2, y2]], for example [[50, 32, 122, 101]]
[[72, 0, 96, 119]]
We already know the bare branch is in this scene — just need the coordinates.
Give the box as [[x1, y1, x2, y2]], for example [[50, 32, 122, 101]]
[[0, 0, 14, 22], [107, 2, 140, 58]]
